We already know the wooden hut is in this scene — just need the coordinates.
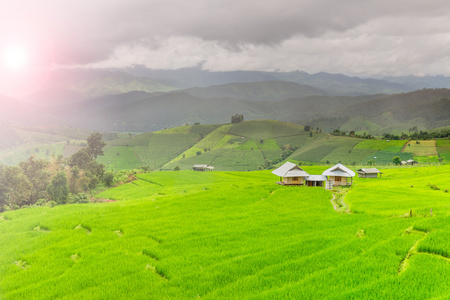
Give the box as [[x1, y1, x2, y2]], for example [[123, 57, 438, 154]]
[[322, 163, 355, 186], [357, 168, 382, 178], [305, 175, 328, 187], [192, 164, 214, 171], [272, 162, 309, 185]]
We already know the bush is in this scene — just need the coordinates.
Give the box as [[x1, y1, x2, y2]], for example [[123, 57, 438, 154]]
[[196, 151, 201, 156], [174, 166, 180, 171], [427, 183, 440, 190], [68, 193, 90, 204], [36, 199, 48, 206], [103, 171, 115, 187], [47, 201, 58, 208]]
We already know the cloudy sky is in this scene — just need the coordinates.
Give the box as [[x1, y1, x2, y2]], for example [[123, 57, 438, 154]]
[[1, 0, 450, 79]]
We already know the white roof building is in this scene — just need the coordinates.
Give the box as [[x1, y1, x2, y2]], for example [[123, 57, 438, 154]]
[[272, 162, 310, 178], [322, 163, 355, 177]]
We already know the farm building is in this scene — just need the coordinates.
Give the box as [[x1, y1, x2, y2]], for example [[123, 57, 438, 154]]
[[401, 160, 418, 165], [272, 162, 309, 185], [305, 175, 329, 188], [357, 168, 382, 178], [322, 163, 355, 186], [192, 164, 214, 171]]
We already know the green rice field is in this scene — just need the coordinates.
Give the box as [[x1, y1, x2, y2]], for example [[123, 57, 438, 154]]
[[403, 140, 438, 156], [1, 165, 449, 299]]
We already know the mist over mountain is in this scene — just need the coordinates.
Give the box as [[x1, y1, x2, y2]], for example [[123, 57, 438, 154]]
[[125, 67, 413, 96], [1, 67, 448, 136]]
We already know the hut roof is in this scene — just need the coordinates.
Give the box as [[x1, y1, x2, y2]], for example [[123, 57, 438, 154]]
[[305, 175, 328, 181], [272, 162, 309, 177], [193, 164, 209, 168], [357, 168, 382, 174], [322, 163, 355, 177]]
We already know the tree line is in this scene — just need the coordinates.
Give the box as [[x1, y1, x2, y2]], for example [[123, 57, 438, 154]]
[[0, 132, 118, 212]]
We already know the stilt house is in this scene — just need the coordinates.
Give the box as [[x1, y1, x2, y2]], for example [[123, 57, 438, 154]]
[[357, 168, 382, 178], [322, 163, 355, 186], [272, 162, 309, 185], [192, 164, 214, 171]]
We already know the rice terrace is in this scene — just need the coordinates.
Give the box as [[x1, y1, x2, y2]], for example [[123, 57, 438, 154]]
[[1, 162, 449, 298], [2, 1, 450, 298]]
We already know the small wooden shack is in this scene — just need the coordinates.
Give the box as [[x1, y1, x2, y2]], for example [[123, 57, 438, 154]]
[[406, 159, 418, 165], [272, 162, 309, 185], [192, 164, 214, 171], [305, 175, 328, 187], [322, 163, 355, 186], [357, 168, 382, 178]]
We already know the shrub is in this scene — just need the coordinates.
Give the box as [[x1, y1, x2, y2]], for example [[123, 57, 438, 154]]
[[174, 166, 180, 171], [103, 171, 115, 187], [427, 183, 440, 190]]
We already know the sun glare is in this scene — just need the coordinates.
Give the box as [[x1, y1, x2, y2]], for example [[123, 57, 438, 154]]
[[2, 44, 28, 71]]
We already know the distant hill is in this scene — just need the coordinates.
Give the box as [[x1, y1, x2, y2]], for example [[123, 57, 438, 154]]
[[97, 120, 450, 171], [125, 67, 413, 96], [182, 81, 326, 101], [273, 71, 413, 96], [72, 72, 177, 98]]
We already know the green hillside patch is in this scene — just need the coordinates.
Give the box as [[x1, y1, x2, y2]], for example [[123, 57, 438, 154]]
[[166, 148, 266, 171], [109, 132, 154, 146], [414, 156, 440, 163], [290, 136, 360, 163], [2, 167, 450, 298], [0, 144, 65, 166], [340, 117, 380, 132], [257, 139, 280, 150], [227, 120, 304, 139], [294, 145, 337, 162], [437, 140, 450, 161], [275, 134, 310, 148], [98, 146, 142, 170], [354, 140, 407, 151], [363, 151, 414, 165], [403, 140, 438, 156], [320, 138, 363, 164]]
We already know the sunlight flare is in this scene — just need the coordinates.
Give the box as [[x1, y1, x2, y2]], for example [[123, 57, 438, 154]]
[[2, 44, 28, 71]]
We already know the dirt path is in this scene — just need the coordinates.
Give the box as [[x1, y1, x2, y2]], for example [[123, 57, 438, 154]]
[[330, 189, 351, 213]]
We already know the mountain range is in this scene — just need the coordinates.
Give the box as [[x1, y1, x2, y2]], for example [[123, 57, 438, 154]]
[[0, 67, 449, 135]]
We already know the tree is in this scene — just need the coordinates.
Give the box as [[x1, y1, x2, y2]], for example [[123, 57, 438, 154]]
[[68, 148, 91, 169], [392, 156, 402, 165], [47, 171, 69, 205], [2, 166, 32, 210], [86, 132, 106, 159], [231, 114, 244, 123], [103, 171, 115, 187], [19, 156, 50, 205]]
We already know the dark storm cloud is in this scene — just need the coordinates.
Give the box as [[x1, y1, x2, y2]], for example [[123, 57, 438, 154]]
[[2, 0, 450, 75]]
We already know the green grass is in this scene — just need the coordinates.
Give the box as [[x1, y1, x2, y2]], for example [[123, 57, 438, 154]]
[[403, 140, 438, 156], [1, 166, 450, 298], [227, 120, 305, 139], [98, 146, 142, 170], [354, 140, 408, 151], [437, 140, 450, 161], [362, 151, 414, 165], [0, 144, 65, 166]]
